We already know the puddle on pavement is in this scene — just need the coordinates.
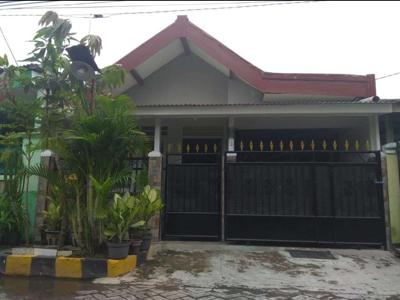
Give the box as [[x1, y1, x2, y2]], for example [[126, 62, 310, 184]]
[[135, 250, 211, 279]]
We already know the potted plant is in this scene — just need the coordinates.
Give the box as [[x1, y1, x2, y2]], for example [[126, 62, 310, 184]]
[[131, 185, 163, 253], [42, 202, 61, 246], [104, 193, 144, 259], [129, 221, 144, 256]]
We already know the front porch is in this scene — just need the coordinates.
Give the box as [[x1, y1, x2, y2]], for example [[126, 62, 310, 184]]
[[138, 113, 386, 248], [140, 114, 382, 156]]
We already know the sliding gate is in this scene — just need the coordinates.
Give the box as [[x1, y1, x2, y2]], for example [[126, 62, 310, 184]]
[[224, 151, 386, 247]]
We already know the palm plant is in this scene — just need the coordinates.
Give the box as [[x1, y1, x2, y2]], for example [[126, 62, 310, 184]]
[[2, 10, 146, 255]]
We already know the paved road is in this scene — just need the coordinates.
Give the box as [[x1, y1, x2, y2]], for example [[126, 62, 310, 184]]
[[0, 277, 361, 300], [0, 243, 399, 299]]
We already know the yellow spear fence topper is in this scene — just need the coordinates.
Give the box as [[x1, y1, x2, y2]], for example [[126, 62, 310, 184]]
[[344, 140, 350, 151], [333, 140, 338, 151], [300, 140, 305, 151], [322, 140, 327, 151], [355, 140, 360, 151], [311, 140, 315, 151]]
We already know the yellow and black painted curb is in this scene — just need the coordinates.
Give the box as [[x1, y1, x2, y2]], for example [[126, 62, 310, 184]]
[[0, 254, 137, 279]]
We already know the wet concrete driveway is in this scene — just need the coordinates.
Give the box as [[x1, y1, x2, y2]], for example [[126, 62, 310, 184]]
[[0, 242, 399, 299]]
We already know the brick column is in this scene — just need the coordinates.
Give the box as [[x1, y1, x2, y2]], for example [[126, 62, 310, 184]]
[[148, 118, 163, 241], [34, 151, 53, 243], [148, 153, 163, 241]]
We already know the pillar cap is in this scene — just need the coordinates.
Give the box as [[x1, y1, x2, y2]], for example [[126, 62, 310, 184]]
[[382, 142, 398, 154], [148, 151, 162, 158], [40, 149, 54, 157]]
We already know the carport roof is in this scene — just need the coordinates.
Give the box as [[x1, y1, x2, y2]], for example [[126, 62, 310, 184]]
[[116, 15, 376, 98]]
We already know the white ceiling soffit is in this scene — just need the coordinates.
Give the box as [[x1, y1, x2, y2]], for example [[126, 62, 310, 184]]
[[262, 93, 355, 102], [112, 39, 183, 95], [136, 39, 184, 80], [113, 39, 234, 95], [188, 40, 229, 76]]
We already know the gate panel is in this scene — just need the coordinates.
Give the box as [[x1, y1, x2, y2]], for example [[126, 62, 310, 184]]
[[331, 164, 384, 245], [225, 163, 317, 242], [225, 151, 386, 247], [163, 154, 221, 240]]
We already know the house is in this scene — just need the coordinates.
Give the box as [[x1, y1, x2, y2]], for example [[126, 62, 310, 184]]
[[0, 64, 42, 238], [115, 15, 400, 248]]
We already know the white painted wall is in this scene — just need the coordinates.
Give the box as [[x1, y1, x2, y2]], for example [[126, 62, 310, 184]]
[[127, 54, 262, 106]]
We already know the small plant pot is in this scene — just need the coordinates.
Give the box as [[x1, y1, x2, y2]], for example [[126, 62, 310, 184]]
[[107, 241, 131, 259], [140, 231, 152, 252], [44, 230, 60, 246], [129, 239, 142, 255]]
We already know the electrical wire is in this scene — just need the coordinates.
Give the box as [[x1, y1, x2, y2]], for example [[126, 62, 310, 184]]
[[0, 1, 122, 10], [0, 1, 319, 18], [0, 1, 271, 10], [376, 72, 400, 80], [0, 1, 49, 8], [0, 25, 18, 65]]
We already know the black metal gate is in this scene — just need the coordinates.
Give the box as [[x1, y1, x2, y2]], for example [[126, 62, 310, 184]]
[[224, 151, 386, 248], [163, 153, 221, 240]]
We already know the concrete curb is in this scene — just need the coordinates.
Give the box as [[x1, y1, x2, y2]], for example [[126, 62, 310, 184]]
[[0, 254, 137, 279]]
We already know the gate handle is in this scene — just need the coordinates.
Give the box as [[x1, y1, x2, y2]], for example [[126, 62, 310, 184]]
[[374, 180, 384, 185]]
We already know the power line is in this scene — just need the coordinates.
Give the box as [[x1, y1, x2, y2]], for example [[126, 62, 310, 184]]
[[376, 72, 400, 80], [0, 1, 319, 18], [0, 1, 49, 8], [0, 25, 18, 65], [0, 1, 272, 10], [0, 1, 122, 10], [96, 1, 319, 18]]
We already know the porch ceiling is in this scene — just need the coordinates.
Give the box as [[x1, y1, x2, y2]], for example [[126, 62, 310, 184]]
[[134, 102, 397, 118]]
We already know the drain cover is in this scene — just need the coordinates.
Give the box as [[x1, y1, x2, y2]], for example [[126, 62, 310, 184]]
[[287, 249, 336, 260]]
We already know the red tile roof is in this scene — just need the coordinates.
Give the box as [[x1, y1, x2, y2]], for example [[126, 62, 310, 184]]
[[117, 15, 376, 98]]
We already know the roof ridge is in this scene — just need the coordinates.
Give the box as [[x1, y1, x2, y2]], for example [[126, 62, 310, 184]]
[[116, 15, 376, 97]]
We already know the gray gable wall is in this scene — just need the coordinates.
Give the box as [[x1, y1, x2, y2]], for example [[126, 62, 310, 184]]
[[127, 54, 262, 106]]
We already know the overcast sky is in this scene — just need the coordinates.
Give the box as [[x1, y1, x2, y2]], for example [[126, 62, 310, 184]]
[[0, 1, 399, 98]]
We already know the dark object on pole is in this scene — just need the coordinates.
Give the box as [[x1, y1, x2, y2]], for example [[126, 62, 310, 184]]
[[66, 44, 101, 73]]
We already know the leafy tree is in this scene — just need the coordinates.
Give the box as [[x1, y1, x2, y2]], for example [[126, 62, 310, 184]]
[[2, 11, 146, 254]]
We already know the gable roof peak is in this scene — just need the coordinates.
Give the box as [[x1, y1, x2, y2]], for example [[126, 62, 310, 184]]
[[176, 15, 189, 23]]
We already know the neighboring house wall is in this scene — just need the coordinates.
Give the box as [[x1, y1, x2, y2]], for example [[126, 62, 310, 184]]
[[386, 152, 400, 244], [128, 54, 262, 106], [22, 136, 41, 237]]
